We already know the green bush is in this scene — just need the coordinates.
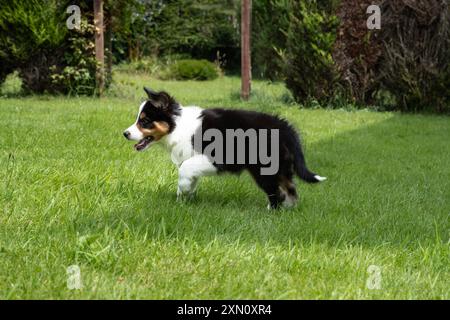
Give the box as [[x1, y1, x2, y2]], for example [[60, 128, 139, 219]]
[[0, 71, 22, 97], [48, 20, 97, 95], [0, 0, 98, 95], [278, 1, 339, 104], [165, 59, 220, 81], [252, 0, 339, 80], [252, 0, 291, 79]]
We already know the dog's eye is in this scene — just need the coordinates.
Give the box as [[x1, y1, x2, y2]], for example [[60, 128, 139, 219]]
[[141, 119, 150, 126]]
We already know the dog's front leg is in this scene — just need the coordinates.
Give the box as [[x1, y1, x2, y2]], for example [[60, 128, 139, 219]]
[[177, 155, 217, 201], [177, 173, 199, 201]]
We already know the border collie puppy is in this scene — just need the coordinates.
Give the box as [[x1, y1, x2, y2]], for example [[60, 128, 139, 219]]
[[124, 87, 326, 209]]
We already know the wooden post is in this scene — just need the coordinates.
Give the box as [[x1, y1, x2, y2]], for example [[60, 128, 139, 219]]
[[241, 0, 252, 100], [105, 9, 113, 85], [94, 0, 105, 96]]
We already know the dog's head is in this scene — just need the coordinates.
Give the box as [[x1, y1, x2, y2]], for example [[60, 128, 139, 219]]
[[123, 87, 181, 152]]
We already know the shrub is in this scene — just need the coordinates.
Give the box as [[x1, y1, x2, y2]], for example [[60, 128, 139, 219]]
[[332, 0, 383, 105], [0, 71, 22, 97], [165, 59, 219, 81], [282, 0, 450, 113], [332, 0, 450, 112], [278, 1, 339, 104], [0, 0, 98, 95], [252, 0, 291, 79], [252, 0, 338, 80], [48, 21, 97, 95], [378, 0, 450, 112], [0, 0, 65, 92]]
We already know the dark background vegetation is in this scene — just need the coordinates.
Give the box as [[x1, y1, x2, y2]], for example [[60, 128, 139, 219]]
[[0, 0, 449, 112]]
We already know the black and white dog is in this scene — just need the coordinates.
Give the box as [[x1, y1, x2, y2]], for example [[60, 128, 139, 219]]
[[124, 87, 326, 209]]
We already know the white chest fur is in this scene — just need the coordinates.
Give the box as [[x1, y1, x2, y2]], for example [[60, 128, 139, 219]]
[[162, 106, 203, 167]]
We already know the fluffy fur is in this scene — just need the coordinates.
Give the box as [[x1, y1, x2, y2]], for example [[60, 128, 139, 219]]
[[124, 87, 326, 209]]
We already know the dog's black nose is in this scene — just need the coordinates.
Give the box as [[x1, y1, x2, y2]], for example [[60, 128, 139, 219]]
[[123, 131, 131, 139]]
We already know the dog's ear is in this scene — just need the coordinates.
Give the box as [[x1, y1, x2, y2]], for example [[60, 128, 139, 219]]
[[144, 87, 159, 101], [144, 87, 177, 112], [144, 87, 170, 109]]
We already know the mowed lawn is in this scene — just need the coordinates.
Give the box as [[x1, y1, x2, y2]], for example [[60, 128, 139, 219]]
[[0, 74, 449, 299]]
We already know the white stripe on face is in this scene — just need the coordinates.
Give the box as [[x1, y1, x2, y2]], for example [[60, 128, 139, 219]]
[[135, 101, 146, 123], [125, 101, 147, 141]]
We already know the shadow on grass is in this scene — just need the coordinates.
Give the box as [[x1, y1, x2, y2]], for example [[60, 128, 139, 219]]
[[77, 113, 450, 248]]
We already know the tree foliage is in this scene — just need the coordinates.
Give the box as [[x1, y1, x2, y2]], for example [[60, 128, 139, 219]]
[[111, 0, 239, 65], [251, 0, 290, 79], [278, 1, 339, 103], [278, 0, 450, 112], [0, 0, 97, 94], [1, 0, 448, 111], [378, 0, 450, 112], [332, 0, 383, 105]]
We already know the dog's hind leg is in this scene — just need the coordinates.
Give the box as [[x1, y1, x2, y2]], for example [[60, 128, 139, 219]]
[[250, 173, 284, 210], [279, 176, 298, 208], [177, 155, 217, 201]]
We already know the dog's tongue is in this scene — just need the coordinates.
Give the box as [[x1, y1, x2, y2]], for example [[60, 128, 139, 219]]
[[134, 141, 145, 150], [134, 137, 153, 151]]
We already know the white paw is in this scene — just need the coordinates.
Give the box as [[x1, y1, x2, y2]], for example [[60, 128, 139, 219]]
[[177, 188, 196, 202]]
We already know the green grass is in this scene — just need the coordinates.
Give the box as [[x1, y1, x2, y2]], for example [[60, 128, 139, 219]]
[[0, 73, 449, 299]]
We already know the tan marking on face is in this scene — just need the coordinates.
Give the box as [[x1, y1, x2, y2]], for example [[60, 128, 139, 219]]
[[139, 112, 146, 119], [137, 121, 170, 141]]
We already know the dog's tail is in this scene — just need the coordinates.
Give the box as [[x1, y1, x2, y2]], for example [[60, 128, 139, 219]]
[[287, 126, 327, 184]]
